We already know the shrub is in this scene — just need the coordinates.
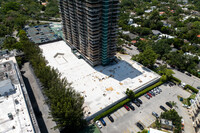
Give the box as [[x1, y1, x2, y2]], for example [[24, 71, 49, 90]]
[[184, 85, 199, 93], [170, 76, 181, 84], [93, 98, 131, 121]]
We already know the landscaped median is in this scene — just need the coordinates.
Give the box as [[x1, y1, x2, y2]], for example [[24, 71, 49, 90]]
[[184, 84, 199, 93], [93, 80, 164, 121], [170, 76, 181, 84]]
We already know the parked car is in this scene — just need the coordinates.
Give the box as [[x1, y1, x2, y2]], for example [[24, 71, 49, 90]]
[[160, 105, 167, 112], [136, 98, 143, 104], [96, 120, 102, 128], [186, 72, 192, 77], [136, 122, 144, 130], [107, 115, 114, 122], [124, 104, 130, 111], [158, 87, 162, 92], [145, 94, 150, 99], [147, 92, 152, 98], [99, 118, 106, 126], [152, 111, 159, 118], [197, 86, 200, 90], [149, 90, 155, 96], [132, 99, 140, 107], [127, 102, 135, 111], [153, 88, 158, 95], [166, 102, 173, 108], [155, 88, 160, 94]]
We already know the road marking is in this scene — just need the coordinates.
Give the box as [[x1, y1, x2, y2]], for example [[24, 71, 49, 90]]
[[115, 111, 121, 117], [113, 112, 118, 119]]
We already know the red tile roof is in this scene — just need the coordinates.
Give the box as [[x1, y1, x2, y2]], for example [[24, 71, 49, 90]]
[[197, 35, 200, 38], [131, 40, 137, 44]]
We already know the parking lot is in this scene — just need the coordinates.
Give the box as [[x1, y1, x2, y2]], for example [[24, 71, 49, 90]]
[[98, 83, 193, 133]]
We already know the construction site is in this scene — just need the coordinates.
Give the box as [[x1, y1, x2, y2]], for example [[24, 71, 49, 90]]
[[39, 40, 160, 120]]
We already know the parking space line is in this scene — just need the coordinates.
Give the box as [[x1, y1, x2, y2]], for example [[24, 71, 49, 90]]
[[112, 112, 119, 119], [115, 110, 121, 117], [120, 107, 127, 114], [104, 117, 111, 124], [117, 109, 124, 116]]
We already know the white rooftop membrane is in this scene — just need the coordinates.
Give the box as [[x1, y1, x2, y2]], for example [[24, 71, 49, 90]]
[[39, 41, 160, 119]]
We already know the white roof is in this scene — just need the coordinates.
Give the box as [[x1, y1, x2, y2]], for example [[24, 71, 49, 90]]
[[0, 57, 34, 133], [39, 41, 160, 119], [149, 128, 166, 133]]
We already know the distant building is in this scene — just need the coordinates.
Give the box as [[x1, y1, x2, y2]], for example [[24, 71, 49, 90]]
[[160, 119, 173, 130], [145, 9, 153, 13], [152, 30, 162, 35], [130, 23, 141, 27], [149, 128, 166, 133], [128, 18, 133, 25]]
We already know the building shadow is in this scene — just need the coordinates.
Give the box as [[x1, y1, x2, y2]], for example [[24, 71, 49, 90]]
[[94, 60, 143, 82], [21, 74, 48, 133]]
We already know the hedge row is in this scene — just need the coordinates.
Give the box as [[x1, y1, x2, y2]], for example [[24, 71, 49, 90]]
[[94, 98, 131, 121], [94, 80, 163, 121], [184, 85, 199, 93], [171, 76, 181, 84], [135, 81, 163, 97]]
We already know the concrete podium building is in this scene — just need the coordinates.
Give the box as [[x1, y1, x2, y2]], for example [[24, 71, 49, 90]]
[[58, 0, 119, 66]]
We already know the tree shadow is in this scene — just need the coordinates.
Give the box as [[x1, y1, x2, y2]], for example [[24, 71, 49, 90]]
[[21, 74, 48, 133]]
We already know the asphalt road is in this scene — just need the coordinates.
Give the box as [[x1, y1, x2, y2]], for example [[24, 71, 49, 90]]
[[172, 69, 200, 89], [99, 83, 194, 133]]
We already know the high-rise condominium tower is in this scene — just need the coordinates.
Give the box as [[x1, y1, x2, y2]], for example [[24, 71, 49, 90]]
[[58, 0, 119, 66]]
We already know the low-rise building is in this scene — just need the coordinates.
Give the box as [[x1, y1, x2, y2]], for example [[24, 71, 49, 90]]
[[0, 56, 40, 133], [160, 119, 173, 130]]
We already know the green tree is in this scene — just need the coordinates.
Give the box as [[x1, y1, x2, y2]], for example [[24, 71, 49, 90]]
[[157, 65, 174, 79], [125, 88, 135, 99], [132, 47, 158, 68], [161, 109, 182, 133]]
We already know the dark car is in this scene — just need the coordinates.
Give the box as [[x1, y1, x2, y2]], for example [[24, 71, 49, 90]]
[[166, 102, 173, 108], [99, 118, 106, 126], [136, 98, 143, 104], [160, 105, 167, 112], [197, 86, 200, 90], [124, 104, 130, 111], [107, 115, 114, 122], [136, 122, 144, 130], [149, 91, 155, 96], [127, 102, 135, 111], [132, 99, 140, 107], [152, 111, 159, 118], [145, 94, 150, 99], [186, 73, 192, 77]]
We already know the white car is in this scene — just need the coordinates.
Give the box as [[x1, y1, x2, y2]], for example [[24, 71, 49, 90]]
[[96, 120, 102, 129]]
